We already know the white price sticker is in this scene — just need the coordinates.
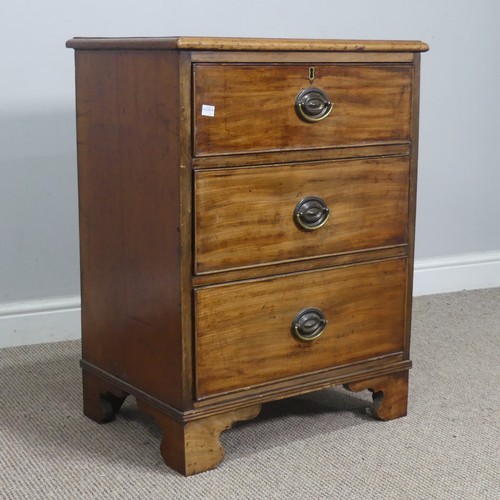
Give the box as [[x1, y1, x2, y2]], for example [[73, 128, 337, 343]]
[[201, 104, 215, 117]]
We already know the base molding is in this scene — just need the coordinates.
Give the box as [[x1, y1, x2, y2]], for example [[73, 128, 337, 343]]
[[81, 365, 410, 476], [1, 250, 499, 348], [0, 296, 80, 348], [413, 250, 500, 296], [81, 358, 411, 422]]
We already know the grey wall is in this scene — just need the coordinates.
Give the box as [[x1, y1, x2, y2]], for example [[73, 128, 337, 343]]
[[1, 0, 499, 304], [0, 110, 78, 302]]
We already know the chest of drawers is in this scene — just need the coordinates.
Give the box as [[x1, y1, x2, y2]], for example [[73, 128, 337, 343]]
[[67, 36, 428, 476]]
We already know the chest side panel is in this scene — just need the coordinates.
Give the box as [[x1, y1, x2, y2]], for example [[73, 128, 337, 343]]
[[76, 50, 188, 407]]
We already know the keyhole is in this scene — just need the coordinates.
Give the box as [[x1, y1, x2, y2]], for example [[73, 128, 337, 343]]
[[309, 66, 315, 83]]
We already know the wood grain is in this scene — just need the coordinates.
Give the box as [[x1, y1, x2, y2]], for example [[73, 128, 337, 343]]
[[138, 399, 261, 476], [81, 354, 410, 420], [178, 52, 195, 406], [195, 157, 409, 273], [66, 37, 429, 52], [192, 358, 411, 410], [191, 51, 415, 64], [404, 54, 422, 360], [192, 247, 407, 287], [192, 142, 410, 169], [69, 37, 426, 476], [195, 258, 407, 398], [193, 63, 412, 156], [82, 370, 129, 423], [75, 50, 187, 408], [345, 371, 409, 420]]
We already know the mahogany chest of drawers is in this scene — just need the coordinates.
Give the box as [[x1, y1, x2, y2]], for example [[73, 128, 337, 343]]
[[67, 36, 428, 476]]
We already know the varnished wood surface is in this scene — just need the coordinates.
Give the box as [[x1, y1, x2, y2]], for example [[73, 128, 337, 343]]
[[75, 50, 188, 408], [194, 63, 412, 156], [192, 142, 410, 169], [137, 399, 261, 476], [345, 371, 409, 420], [195, 258, 406, 398], [82, 370, 128, 424], [193, 358, 410, 410], [191, 51, 415, 64], [195, 157, 409, 274], [81, 356, 410, 420], [69, 38, 426, 476], [67, 37, 429, 52], [178, 52, 195, 406], [192, 247, 407, 287], [404, 54, 422, 360]]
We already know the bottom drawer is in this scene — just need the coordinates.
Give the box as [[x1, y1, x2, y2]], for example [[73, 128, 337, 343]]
[[195, 258, 407, 399]]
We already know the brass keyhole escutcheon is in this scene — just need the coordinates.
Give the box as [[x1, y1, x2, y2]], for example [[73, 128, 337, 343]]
[[309, 66, 315, 83]]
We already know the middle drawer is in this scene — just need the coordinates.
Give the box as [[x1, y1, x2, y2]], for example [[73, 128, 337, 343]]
[[194, 156, 409, 274]]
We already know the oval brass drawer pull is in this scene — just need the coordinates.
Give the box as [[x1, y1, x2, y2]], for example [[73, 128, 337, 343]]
[[294, 196, 330, 231], [292, 307, 328, 341], [295, 87, 333, 123]]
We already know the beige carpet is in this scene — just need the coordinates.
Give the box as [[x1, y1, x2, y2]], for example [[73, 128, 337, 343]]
[[1, 289, 499, 499]]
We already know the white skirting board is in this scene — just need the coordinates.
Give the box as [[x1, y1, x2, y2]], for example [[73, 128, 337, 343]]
[[1, 251, 499, 349], [0, 297, 81, 349], [412, 250, 500, 296]]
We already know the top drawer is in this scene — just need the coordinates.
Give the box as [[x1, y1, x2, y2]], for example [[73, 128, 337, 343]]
[[193, 63, 412, 157]]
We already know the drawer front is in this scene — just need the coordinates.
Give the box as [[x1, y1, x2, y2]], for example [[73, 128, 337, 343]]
[[193, 63, 412, 156], [195, 157, 409, 274], [195, 258, 406, 398]]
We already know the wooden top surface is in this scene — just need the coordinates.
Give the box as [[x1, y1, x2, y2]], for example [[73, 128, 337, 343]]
[[66, 36, 429, 52]]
